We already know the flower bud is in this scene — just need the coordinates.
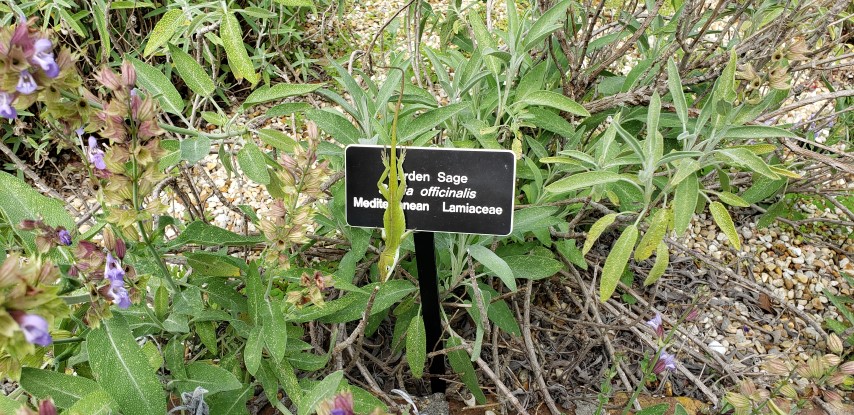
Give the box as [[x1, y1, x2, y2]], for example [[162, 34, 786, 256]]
[[764, 358, 790, 376], [779, 384, 798, 399], [839, 361, 854, 375], [102, 227, 116, 251], [827, 373, 847, 387], [827, 333, 843, 354], [115, 238, 126, 259], [38, 399, 57, 415], [823, 354, 842, 367], [19, 219, 37, 230], [121, 60, 136, 87]]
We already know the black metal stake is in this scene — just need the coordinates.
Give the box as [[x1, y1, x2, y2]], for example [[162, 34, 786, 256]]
[[413, 231, 447, 394]]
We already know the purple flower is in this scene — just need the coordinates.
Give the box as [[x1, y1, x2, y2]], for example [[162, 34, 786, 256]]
[[57, 228, 71, 246], [104, 252, 125, 282], [653, 351, 677, 375], [646, 313, 664, 338], [87, 136, 106, 170], [13, 313, 52, 346], [108, 279, 131, 309], [0, 92, 17, 119], [31, 38, 59, 78], [75, 127, 84, 137], [16, 70, 37, 95]]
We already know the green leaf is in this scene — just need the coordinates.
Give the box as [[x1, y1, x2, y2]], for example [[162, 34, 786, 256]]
[[709, 201, 741, 250], [527, 107, 576, 137], [141, 341, 163, 371], [644, 241, 669, 285], [166, 221, 264, 249], [546, 171, 621, 194], [221, 13, 258, 85], [583, 213, 618, 255], [637, 403, 669, 415], [273, 0, 313, 6], [306, 108, 361, 146], [399, 103, 468, 143], [667, 58, 688, 129], [722, 125, 799, 140], [512, 206, 561, 235], [186, 251, 243, 277], [635, 208, 670, 261], [715, 148, 779, 180], [502, 255, 563, 280], [169, 44, 215, 96], [298, 370, 344, 415], [742, 176, 786, 204], [237, 142, 270, 184], [522, 0, 571, 50], [406, 315, 426, 378], [159, 139, 180, 170], [0, 171, 75, 256], [714, 49, 738, 105], [246, 265, 265, 326], [257, 129, 296, 152], [267, 102, 313, 118], [130, 58, 185, 115], [65, 390, 118, 415], [717, 191, 750, 207], [208, 384, 252, 415], [467, 8, 501, 75], [202, 111, 228, 126], [674, 403, 689, 415], [272, 360, 302, 408], [261, 297, 288, 362], [600, 225, 638, 302], [673, 172, 698, 234], [165, 338, 186, 379], [646, 92, 662, 162], [87, 315, 166, 415], [143, 9, 185, 56], [446, 336, 486, 403], [180, 136, 211, 164], [20, 368, 102, 408], [174, 362, 243, 395], [91, 0, 111, 64], [521, 90, 590, 117], [0, 394, 21, 413], [468, 245, 516, 291], [243, 83, 321, 108]]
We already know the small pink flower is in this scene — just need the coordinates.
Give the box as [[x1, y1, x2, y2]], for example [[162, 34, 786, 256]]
[[646, 313, 664, 338], [653, 351, 677, 375]]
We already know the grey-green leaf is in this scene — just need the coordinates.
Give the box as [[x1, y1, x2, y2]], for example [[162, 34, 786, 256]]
[[406, 315, 427, 378], [208, 384, 252, 415], [399, 103, 468, 143], [468, 245, 516, 291], [221, 13, 258, 85], [243, 325, 262, 375], [502, 255, 563, 280], [522, 0, 571, 50], [180, 136, 211, 165], [545, 171, 621, 194], [521, 90, 590, 117], [715, 148, 779, 180], [166, 221, 264, 249], [298, 370, 344, 415], [65, 390, 118, 415], [130, 57, 185, 115], [306, 109, 361, 146], [722, 125, 799, 140], [600, 225, 638, 302], [672, 172, 698, 234], [143, 9, 185, 56], [169, 44, 215, 96], [20, 368, 102, 408], [709, 201, 741, 250], [258, 129, 295, 152], [583, 213, 619, 255], [174, 362, 242, 395], [87, 315, 166, 415], [666, 58, 688, 129], [237, 142, 270, 185], [243, 83, 321, 108]]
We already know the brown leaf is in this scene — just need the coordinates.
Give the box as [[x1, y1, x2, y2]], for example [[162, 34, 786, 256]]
[[758, 293, 774, 313]]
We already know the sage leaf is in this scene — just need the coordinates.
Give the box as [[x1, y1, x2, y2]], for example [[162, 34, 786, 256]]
[[20, 368, 102, 409], [87, 315, 166, 415], [672, 172, 698, 234], [143, 9, 185, 56], [298, 370, 344, 415], [221, 13, 258, 85], [583, 213, 619, 255], [130, 57, 185, 115], [521, 90, 590, 117], [600, 225, 638, 302], [635, 208, 670, 261], [709, 201, 741, 250], [545, 171, 621, 194], [468, 244, 516, 291], [644, 241, 669, 286], [406, 315, 427, 378], [169, 44, 215, 96], [237, 142, 270, 185]]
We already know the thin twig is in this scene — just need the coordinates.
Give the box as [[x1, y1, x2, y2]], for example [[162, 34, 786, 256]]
[[521, 279, 562, 415]]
